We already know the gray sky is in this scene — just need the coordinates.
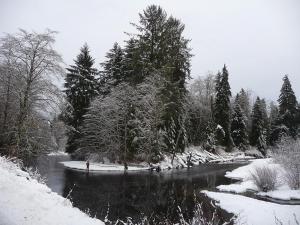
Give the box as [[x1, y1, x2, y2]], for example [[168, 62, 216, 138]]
[[1, 0, 300, 101]]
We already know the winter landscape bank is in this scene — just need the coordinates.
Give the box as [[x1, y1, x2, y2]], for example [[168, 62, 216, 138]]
[[1, 153, 300, 225], [203, 157, 300, 225], [0, 156, 104, 225]]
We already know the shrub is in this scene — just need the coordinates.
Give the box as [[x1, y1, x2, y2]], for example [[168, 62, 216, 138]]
[[273, 139, 300, 189], [250, 166, 278, 192]]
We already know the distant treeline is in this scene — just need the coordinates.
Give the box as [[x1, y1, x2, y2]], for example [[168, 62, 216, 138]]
[[0, 5, 299, 163]]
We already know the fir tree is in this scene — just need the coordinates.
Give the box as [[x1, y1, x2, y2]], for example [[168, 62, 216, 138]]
[[231, 98, 249, 150], [64, 44, 98, 153], [133, 5, 167, 72], [277, 75, 298, 137], [269, 102, 285, 145], [131, 5, 192, 154], [100, 42, 125, 92], [237, 88, 251, 132], [214, 65, 234, 150], [123, 38, 144, 85], [250, 97, 267, 154], [260, 98, 270, 144]]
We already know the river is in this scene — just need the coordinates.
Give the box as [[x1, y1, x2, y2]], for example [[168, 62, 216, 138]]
[[34, 154, 246, 224]]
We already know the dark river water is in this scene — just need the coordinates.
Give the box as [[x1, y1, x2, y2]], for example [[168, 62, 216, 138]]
[[34, 155, 246, 224]]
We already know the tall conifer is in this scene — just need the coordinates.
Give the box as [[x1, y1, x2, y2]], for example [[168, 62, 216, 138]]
[[64, 44, 98, 153], [214, 65, 234, 150]]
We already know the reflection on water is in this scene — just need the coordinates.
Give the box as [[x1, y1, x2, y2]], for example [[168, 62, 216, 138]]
[[35, 155, 244, 224]]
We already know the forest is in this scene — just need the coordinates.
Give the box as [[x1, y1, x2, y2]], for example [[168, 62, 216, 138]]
[[0, 5, 299, 165]]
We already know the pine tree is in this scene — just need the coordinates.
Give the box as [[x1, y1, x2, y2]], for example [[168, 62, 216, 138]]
[[131, 5, 192, 154], [237, 88, 251, 132], [269, 102, 285, 145], [123, 38, 144, 85], [64, 44, 98, 153], [250, 97, 267, 154], [214, 65, 234, 150], [133, 5, 167, 72], [277, 75, 298, 137], [231, 98, 249, 150], [100, 42, 125, 93]]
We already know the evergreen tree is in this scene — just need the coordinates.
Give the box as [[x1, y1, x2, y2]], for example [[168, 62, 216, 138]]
[[269, 102, 285, 145], [260, 99, 269, 128], [260, 98, 270, 144], [214, 65, 234, 150], [100, 42, 125, 93], [250, 97, 267, 154], [297, 103, 300, 135], [231, 98, 249, 150], [277, 75, 298, 137], [133, 5, 167, 72], [237, 88, 251, 132], [131, 5, 192, 154], [123, 38, 144, 85], [64, 44, 98, 153], [269, 102, 279, 127]]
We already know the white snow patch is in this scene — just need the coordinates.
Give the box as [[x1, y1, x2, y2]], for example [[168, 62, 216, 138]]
[[202, 191, 300, 225], [223, 158, 274, 180], [217, 158, 300, 201], [0, 156, 104, 225], [217, 180, 257, 193], [47, 151, 68, 156], [61, 161, 150, 172], [156, 146, 255, 171], [258, 189, 300, 201]]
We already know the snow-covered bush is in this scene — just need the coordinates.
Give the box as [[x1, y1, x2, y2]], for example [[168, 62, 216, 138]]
[[0, 156, 46, 184], [179, 202, 235, 225], [273, 139, 300, 189], [250, 166, 278, 192], [24, 166, 46, 184]]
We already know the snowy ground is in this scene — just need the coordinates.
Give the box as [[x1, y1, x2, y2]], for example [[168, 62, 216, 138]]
[[61, 147, 256, 172], [0, 156, 104, 225], [157, 146, 256, 170], [61, 161, 150, 172], [202, 191, 300, 225], [216, 158, 300, 201], [47, 151, 69, 156]]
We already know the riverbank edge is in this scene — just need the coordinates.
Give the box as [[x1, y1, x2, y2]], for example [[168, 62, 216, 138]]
[[216, 158, 300, 202], [0, 156, 104, 225], [60, 146, 259, 173]]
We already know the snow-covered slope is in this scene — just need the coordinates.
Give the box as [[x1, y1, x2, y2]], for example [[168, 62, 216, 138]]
[[202, 191, 300, 225], [217, 158, 300, 201], [0, 156, 104, 225]]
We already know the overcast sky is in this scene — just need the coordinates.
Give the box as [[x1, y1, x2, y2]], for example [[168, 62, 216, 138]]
[[1, 0, 300, 101]]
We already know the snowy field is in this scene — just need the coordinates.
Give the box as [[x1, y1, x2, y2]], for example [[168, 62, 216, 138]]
[[202, 191, 300, 225], [0, 156, 104, 225], [217, 158, 300, 201]]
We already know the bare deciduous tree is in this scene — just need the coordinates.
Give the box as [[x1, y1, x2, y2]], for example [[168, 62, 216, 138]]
[[0, 29, 64, 158]]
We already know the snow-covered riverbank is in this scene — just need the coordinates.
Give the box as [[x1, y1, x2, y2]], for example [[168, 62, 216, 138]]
[[202, 191, 300, 225], [0, 156, 104, 225], [202, 158, 300, 225], [61, 161, 150, 172], [61, 147, 257, 172], [217, 158, 300, 201]]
